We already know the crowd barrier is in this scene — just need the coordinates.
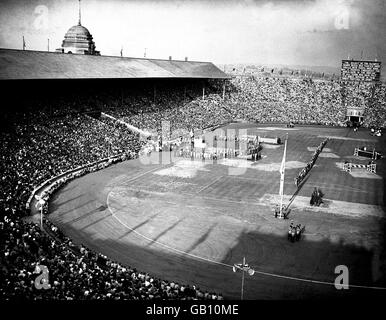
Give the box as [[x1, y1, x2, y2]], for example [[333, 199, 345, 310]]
[[343, 162, 376, 174], [259, 137, 281, 145], [354, 147, 381, 160]]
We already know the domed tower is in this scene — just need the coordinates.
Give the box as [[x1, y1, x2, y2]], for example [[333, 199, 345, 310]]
[[56, 0, 100, 55]]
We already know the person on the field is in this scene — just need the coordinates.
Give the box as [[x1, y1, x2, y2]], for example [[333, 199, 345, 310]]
[[288, 221, 294, 241], [275, 204, 279, 218], [296, 224, 301, 241], [316, 188, 324, 206], [290, 224, 296, 242], [310, 187, 318, 206]]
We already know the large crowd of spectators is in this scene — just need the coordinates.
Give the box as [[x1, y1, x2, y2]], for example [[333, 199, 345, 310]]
[[225, 77, 345, 125], [362, 83, 386, 128], [103, 80, 230, 139], [101, 76, 385, 136], [225, 77, 385, 127]]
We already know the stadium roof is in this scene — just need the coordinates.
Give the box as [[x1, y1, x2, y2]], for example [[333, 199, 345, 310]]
[[0, 48, 230, 80]]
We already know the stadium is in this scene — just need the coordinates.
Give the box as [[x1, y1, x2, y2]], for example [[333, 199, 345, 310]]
[[1, 0, 386, 303]]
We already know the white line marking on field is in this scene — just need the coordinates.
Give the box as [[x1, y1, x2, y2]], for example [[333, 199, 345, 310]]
[[196, 175, 224, 194], [318, 135, 375, 142], [122, 165, 166, 184]]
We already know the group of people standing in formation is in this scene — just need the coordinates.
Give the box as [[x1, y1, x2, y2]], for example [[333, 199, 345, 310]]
[[310, 187, 324, 207], [286, 187, 323, 242], [294, 138, 328, 187], [176, 147, 237, 160], [370, 128, 382, 137], [288, 221, 305, 242]]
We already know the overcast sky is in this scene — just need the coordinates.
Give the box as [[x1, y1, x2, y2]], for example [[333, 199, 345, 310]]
[[0, 0, 385, 67]]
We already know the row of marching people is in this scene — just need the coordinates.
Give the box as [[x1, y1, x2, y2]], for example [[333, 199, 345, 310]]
[[176, 147, 237, 160], [294, 138, 328, 187], [288, 221, 305, 242]]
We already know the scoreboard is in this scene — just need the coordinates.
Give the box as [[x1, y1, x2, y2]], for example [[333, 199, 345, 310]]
[[341, 60, 381, 82]]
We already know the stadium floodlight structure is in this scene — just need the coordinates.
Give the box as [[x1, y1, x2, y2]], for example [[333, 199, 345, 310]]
[[34, 194, 46, 230], [233, 257, 255, 300]]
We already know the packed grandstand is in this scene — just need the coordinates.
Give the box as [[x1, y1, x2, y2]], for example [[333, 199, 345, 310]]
[[104, 77, 386, 132], [1, 73, 385, 300]]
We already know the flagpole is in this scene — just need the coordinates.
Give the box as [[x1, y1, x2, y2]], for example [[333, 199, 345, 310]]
[[279, 139, 286, 211], [40, 205, 43, 230], [279, 133, 288, 218], [241, 256, 245, 300]]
